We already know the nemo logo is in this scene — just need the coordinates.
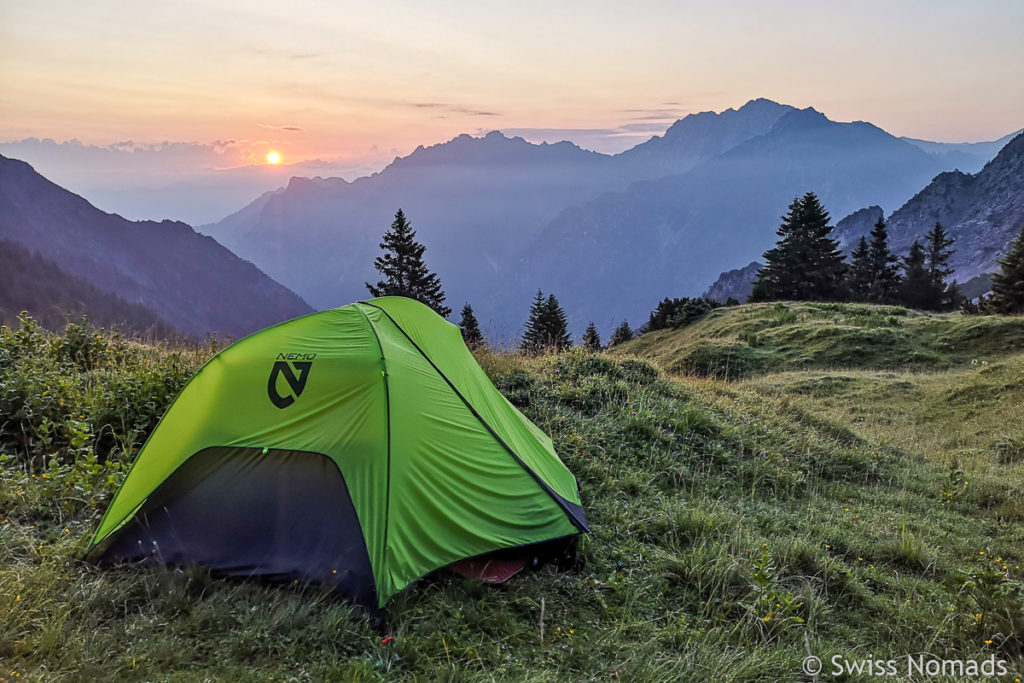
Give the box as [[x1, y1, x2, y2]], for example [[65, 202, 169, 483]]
[[268, 360, 312, 409]]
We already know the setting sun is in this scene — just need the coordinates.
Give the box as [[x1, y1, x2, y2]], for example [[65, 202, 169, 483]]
[[266, 151, 281, 164]]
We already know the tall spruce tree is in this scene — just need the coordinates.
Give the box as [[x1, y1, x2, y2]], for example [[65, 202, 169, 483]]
[[609, 320, 634, 347], [925, 222, 955, 286], [543, 294, 571, 351], [366, 209, 451, 317], [459, 303, 484, 348], [522, 290, 547, 354], [865, 217, 901, 303], [847, 236, 873, 301], [582, 321, 602, 351], [898, 241, 932, 309], [749, 192, 847, 302], [521, 290, 571, 353], [924, 222, 957, 310], [989, 227, 1024, 315]]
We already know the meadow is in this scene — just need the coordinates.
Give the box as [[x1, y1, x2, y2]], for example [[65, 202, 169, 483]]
[[2, 305, 1023, 680]]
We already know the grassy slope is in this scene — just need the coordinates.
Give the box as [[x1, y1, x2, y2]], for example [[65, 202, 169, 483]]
[[625, 301, 1024, 380], [2, 308, 1024, 680]]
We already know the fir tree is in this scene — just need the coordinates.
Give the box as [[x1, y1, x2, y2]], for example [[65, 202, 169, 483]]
[[749, 192, 847, 302], [608, 321, 634, 347], [865, 217, 901, 303], [521, 290, 547, 354], [582, 321, 602, 351], [925, 222, 955, 288], [543, 294, 571, 351], [846, 236, 873, 301], [989, 227, 1024, 315], [924, 222, 957, 310], [458, 302, 484, 348], [898, 241, 932, 309], [521, 290, 571, 353], [366, 209, 451, 317]]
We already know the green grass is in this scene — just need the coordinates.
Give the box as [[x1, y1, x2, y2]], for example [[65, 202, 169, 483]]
[[623, 301, 1024, 380], [2, 311, 1024, 680]]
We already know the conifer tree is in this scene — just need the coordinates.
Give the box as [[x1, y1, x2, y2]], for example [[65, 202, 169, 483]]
[[924, 222, 958, 310], [749, 192, 847, 302], [925, 222, 955, 288], [989, 227, 1024, 315], [521, 290, 571, 353], [898, 242, 932, 309], [865, 217, 901, 303], [846, 236, 872, 301], [366, 209, 451, 317], [521, 290, 548, 354], [543, 294, 571, 351], [582, 321, 602, 351], [608, 321, 634, 347], [459, 302, 484, 348]]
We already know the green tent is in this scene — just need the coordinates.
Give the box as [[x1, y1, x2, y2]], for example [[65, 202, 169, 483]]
[[87, 297, 587, 607]]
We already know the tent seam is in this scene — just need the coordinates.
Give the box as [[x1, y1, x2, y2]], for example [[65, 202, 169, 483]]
[[355, 303, 394, 604]]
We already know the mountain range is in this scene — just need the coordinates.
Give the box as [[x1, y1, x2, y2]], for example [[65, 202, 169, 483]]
[[201, 99, 1016, 337], [4, 99, 1018, 340], [0, 154, 312, 337], [202, 131, 623, 320], [507, 106, 967, 332]]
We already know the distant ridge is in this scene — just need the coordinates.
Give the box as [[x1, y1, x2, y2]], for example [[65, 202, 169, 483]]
[[607, 98, 795, 180], [702, 261, 762, 304], [0, 154, 312, 338], [201, 130, 623, 314], [899, 129, 1023, 173], [0, 238, 173, 335], [834, 131, 1024, 285]]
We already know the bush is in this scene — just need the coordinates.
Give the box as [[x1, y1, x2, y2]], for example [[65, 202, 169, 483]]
[[0, 314, 202, 469]]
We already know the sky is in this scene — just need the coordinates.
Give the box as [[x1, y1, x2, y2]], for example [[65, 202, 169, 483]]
[[1, 0, 1022, 223]]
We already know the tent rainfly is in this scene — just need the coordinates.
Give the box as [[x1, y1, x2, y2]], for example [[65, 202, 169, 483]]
[[86, 296, 587, 607]]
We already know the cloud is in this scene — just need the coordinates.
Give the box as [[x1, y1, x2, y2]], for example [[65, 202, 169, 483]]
[[0, 138, 252, 176], [258, 123, 305, 132], [410, 102, 499, 117], [501, 119, 678, 153], [616, 122, 678, 133], [618, 107, 687, 121], [501, 127, 620, 138]]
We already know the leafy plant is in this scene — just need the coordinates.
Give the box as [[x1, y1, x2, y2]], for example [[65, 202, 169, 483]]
[[744, 551, 805, 643]]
